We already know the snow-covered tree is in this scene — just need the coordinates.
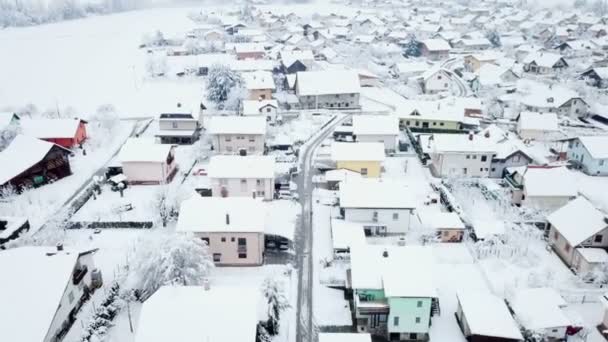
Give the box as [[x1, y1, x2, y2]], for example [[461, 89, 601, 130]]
[[239, 3, 255, 23], [486, 30, 501, 48], [261, 276, 290, 335], [126, 231, 214, 295], [402, 34, 421, 57], [206, 64, 245, 109], [257, 323, 272, 342], [151, 182, 184, 227], [145, 53, 168, 77]]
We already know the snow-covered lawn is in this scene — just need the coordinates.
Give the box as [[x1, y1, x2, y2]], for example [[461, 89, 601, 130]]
[[0, 120, 135, 231]]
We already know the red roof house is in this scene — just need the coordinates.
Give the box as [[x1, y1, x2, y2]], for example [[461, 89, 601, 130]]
[[20, 118, 88, 148]]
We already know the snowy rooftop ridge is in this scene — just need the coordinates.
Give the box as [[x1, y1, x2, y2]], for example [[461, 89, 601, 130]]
[[208, 116, 267, 135], [457, 291, 523, 340], [176, 196, 265, 233], [208, 155, 275, 179], [547, 196, 608, 246], [296, 70, 361, 96]]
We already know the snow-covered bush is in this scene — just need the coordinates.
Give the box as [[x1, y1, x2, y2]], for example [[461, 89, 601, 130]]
[[126, 231, 214, 295], [261, 275, 290, 335], [145, 53, 168, 77], [206, 64, 245, 109], [80, 282, 123, 342]]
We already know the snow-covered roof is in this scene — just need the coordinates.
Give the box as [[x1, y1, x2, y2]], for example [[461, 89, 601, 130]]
[[135, 286, 258, 342], [457, 291, 523, 340], [577, 136, 608, 159], [331, 142, 385, 162], [208, 155, 275, 179], [242, 100, 278, 116], [176, 196, 265, 233], [340, 178, 415, 209], [281, 50, 314, 68], [325, 168, 361, 183], [352, 115, 399, 136], [319, 333, 371, 342], [233, 42, 265, 53], [393, 61, 431, 75], [230, 59, 276, 72], [576, 248, 608, 263], [20, 118, 84, 139], [420, 38, 451, 51], [547, 196, 608, 246], [511, 288, 572, 331], [472, 219, 505, 240], [242, 70, 276, 90], [429, 133, 496, 154], [330, 219, 366, 251], [417, 210, 464, 230], [208, 116, 266, 135], [0, 135, 66, 186], [0, 246, 84, 342], [350, 245, 436, 298], [476, 64, 516, 86], [523, 167, 577, 198], [118, 138, 173, 163], [523, 51, 566, 68], [296, 70, 361, 96], [517, 112, 559, 132]]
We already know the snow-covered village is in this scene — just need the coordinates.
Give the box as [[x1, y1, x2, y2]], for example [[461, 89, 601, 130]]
[[4, 0, 608, 341]]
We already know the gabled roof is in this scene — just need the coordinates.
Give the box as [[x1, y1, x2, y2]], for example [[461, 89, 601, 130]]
[[208, 116, 266, 135], [331, 142, 385, 162], [522, 167, 577, 198], [0, 135, 70, 186], [517, 112, 559, 132], [21, 118, 85, 139], [352, 115, 399, 136], [176, 196, 265, 233], [339, 178, 415, 209], [242, 100, 278, 116], [0, 247, 92, 342], [577, 136, 608, 159], [296, 70, 361, 96], [242, 71, 276, 90], [510, 287, 571, 331], [523, 52, 567, 68], [547, 196, 608, 246], [420, 38, 451, 51], [457, 291, 524, 340], [119, 138, 173, 163], [208, 155, 275, 179], [428, 133, 496, 154], [135, 286, 258, 342]]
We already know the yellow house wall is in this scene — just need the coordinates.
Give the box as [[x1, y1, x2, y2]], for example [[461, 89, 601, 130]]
[[336, 161, 381, 177]]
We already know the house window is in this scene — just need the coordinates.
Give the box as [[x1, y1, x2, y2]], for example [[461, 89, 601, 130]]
[[221, 237, 226, 242], [440, 122, 444, 126], [406, 121, 410, 126], [225, 136, 232, 142], [267, 108, 272, 112], [231, 237, 235, 242], [393, 316, 399, 326], [393, 213, 399, 220], [554, 231, 559, 240], [481, 155, 487, 162], [415, 317, 421, 324], [466, 155, 470, 159], [417, 300, 422, 307], [472, 155, 477, 159], [409, 333, 417, 340], [257, 191, 265, 196], [432, 122, 437, 126], [415, 121, 420, 126], [256, 179, 262, 186], [595, 235, 603, 243], [68, 291, 75, 304], [361, 168, 368, 176], [480, 168, 483, 172], [491, 168, 496, 172], [238, 253, 247, 259], [172, 122, 178, 128], [463, 168, 467, 174], [213, 253, 222, 262], [565, 243, 571, 252], [351, 94, 355, 97], [226, 146, 233, 152], [437, 75, 442, 80], [249, 137, 255, 142], [600, 160, 605, 166], [201, 237, 210, 245]]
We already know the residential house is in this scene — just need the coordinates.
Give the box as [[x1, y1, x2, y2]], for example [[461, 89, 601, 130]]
[[118, 138, 177, 185], [280, 50, 315, 73], [416, 210, 465, 242], [0, 216, 29, 246], [398, 99, 474, 132], [547, 196, 608, 274], [352, 115, 399, 152], [208, 155, 275, 200], [324, 168, 361, 190], [472, 64, 519, 90], [522, 52, 568, 74], [155, 110, 201, 145], [464, 52, 502, 71], [21, 118, 87, 149], [243, 71, 275, 101], [580, 67, 608, 88], [455, 291, 524, 342], [567, 136, 608, 176], [242, 99, 279, 123], [520, 91, 588, 118], [0, 246, 101, 342], [331, 142, 385, 178], [350, 245, 439, 341], [516, 112, 560, 141], [506, 166, 577, 211], [418, 67, 453, 94], [510, 288, 573, 340], [390, 62, 431, 81], [423, 132, 496, 178], [330, 218, 366, 256], [451, 38, 492, 50], [419, 39, 451, 61], [480, 125, 534, 178], [208, 116, 266, 155], [176, 196, 265, 266], [340, 178, 415, 235], [135, 286, 258, 342], [295, 70, 361, 110], [233, 43, 265, 60], [0, 135, 72, 190]]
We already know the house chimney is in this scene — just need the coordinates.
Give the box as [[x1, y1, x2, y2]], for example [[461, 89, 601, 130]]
[[547, 97, 554, 103], [56, 243, 64, 251], [177, 102, 182, 108], [468, 132, 474, 141], [484, 131, 490, 138], [382, 250, 389, 258], [225, 213, 230, 225], [203, 278, 210, 291]]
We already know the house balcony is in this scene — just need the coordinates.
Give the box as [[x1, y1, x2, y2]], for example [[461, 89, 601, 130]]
[[355, 295, 389, 315], [73, 266, 88, 285]]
